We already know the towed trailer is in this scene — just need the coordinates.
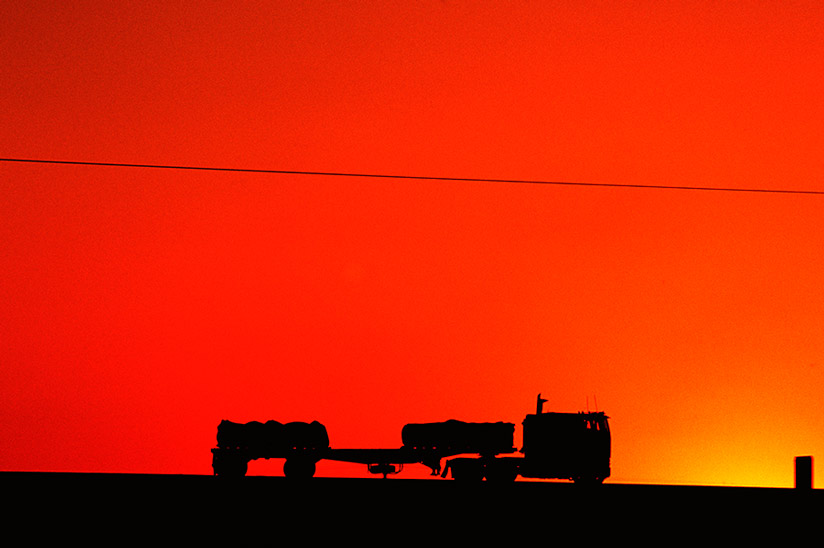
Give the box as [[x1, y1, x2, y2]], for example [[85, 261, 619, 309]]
[[211, 395, 610, 483]]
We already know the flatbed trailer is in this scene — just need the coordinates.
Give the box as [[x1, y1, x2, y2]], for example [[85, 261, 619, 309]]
[[324, 448, 455, 477], [211, 395, 610, 483]]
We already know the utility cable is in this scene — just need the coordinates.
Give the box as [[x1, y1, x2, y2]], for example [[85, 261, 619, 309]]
[[2, 157, 822, 195]]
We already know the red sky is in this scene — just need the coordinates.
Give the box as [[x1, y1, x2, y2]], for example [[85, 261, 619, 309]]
[[2, 1, 822, 486]]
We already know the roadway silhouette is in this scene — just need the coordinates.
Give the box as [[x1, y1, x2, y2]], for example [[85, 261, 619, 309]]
[[1, 471, 819, 543]]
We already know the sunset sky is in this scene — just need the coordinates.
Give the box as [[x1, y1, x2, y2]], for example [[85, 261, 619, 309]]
[[2, 1, 822, 487]]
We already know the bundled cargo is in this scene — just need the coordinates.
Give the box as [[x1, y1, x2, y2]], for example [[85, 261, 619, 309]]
[[216, 419, 329, 454], [401, 420, 515, 454], [283, 421, 330, 451]]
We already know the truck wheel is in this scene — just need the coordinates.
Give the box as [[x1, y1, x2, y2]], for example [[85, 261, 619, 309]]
[[213, 454, 247, 477], [284, 458, 316, 479]]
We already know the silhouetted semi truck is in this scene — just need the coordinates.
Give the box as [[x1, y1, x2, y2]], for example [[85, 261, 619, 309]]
[[211, 395, 610, 483]]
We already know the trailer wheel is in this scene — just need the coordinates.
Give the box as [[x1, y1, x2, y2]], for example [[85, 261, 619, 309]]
[[284, 458, 316, 479], [213, 453, 248, 477]]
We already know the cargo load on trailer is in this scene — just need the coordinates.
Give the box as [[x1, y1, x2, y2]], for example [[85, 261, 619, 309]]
[[216, 420, 329, 453], [401, 420, 515, 455]]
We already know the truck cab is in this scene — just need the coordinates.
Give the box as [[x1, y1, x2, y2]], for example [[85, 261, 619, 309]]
[[519, 406, 611, 484]]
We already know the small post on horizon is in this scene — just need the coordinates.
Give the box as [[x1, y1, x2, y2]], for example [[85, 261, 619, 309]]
[[795, 456, 813, 489]]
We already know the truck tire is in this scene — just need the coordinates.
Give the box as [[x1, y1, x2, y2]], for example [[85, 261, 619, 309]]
[[213, 453, 248, 477], [283, 458, 316, 479]]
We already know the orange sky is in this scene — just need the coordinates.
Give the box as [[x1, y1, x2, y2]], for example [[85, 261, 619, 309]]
[[1, 1, 822, 487]]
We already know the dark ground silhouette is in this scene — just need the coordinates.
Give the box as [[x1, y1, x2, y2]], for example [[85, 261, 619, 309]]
[[2, 471, 820, 542]]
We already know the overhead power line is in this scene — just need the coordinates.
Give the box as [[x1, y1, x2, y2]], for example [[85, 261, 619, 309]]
[[2, 157, 823, 195]]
